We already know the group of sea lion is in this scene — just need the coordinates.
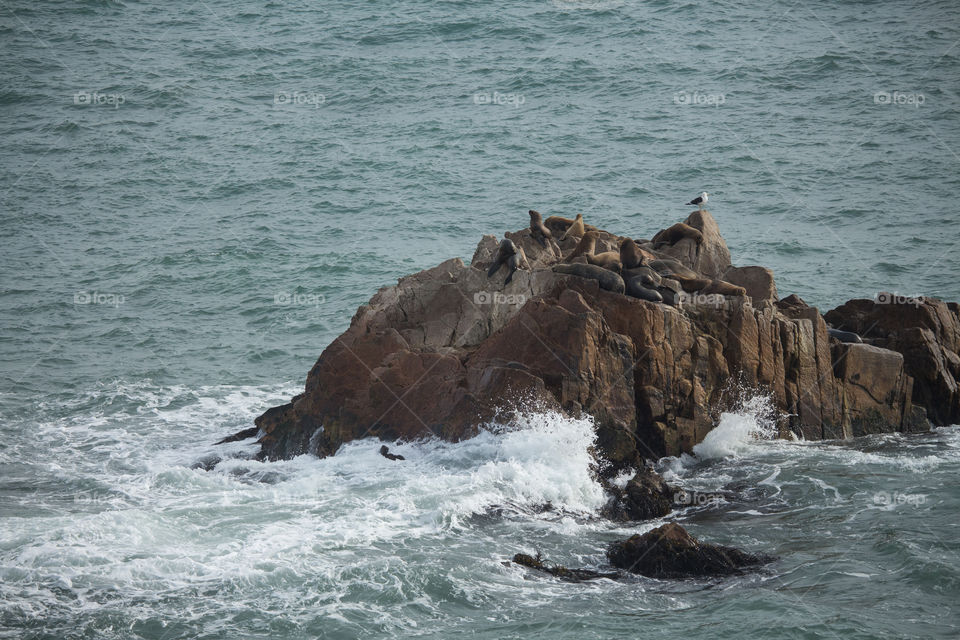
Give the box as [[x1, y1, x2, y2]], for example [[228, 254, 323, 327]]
[[485, 210, 747, 307]]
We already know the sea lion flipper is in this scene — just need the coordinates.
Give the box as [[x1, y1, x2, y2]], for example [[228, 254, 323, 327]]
[[504, 267, 516, 285], [487, 260, 501, 278]]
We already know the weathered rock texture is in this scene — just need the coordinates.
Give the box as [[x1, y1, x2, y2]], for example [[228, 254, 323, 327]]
[[825, 297, 960, 427], [245, 210, 957, 466]]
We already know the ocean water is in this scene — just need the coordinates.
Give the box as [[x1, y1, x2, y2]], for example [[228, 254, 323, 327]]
[[2, 0, 959, 638]]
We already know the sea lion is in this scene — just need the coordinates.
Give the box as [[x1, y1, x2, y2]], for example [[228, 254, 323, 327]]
[[701, 279, 747, 297], [528, 209, 553, 248], [625, 276, 664, 303], [670, 273, 713, 293], [828, 328, 863, 343], [379, 445, 405, 461], [564, 230, 599, 262], [586, 251, 622, 273], [623, 266, 662, 288], [648, 258, 699, 279], [487, 238, 528, 285], [619, 237, 645, 269], [545, 215, 599, 237], [552, 263, 625, 294], [560, 213, 586, 241], [652, 222, 703, 248]]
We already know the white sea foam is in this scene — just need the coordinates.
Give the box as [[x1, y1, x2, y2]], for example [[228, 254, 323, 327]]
[[2, 387, 610, 615], [692, 393, 779, 460]]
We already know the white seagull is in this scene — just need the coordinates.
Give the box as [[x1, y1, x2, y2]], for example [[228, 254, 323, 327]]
[[686, 192, 709, 211]]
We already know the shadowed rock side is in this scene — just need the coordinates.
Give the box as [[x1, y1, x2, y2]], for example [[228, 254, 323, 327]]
[[242, 209, 956, 467]]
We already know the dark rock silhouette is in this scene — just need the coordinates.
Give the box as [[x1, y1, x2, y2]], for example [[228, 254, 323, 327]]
[[379, 445, 405, 461], [512, 553, 618, 583]]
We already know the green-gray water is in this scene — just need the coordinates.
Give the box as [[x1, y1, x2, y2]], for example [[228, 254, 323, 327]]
[[2, 1, 959, 638]]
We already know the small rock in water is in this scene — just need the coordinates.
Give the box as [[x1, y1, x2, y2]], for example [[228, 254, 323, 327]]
[[607, 523, 773, 579], [512, 553, 618, 583], [379, 445, 405, 461], [190, 454, 222, 471], [602, 467, 677, 521]]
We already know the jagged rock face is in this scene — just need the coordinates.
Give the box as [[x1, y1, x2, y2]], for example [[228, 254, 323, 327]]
[[606, 523, 772, 579], [250, 211, 949, 464], [825, 298, 960, 426]]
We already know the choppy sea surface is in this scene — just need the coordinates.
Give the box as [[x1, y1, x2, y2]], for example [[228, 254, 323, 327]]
[[2, 0, 959, 638]]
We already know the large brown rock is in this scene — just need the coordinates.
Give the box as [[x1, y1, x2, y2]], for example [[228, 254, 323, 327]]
[[831, 343, 915, 437], [825, 297, 960, 426], [722, 265, 778, 307], [243, 213, 950, 466]]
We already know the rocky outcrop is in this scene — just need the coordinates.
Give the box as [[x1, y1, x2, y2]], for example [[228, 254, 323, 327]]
[[243, 209, 956, 467], [606, 523, 773, 579], [825, 297, 960, 426]]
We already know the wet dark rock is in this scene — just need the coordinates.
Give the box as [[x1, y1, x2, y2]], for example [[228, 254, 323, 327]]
[[379, 445, 405, 461], [190, 454, 221, 471], [602, 467, 677, 521], [215, 426, 260, 445], [607, 523, 773, 579], [512, 553, 619, 582]]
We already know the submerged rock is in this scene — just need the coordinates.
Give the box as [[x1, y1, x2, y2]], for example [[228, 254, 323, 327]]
[[606, 523, 772, 579], [512, 553, 618, 582]]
